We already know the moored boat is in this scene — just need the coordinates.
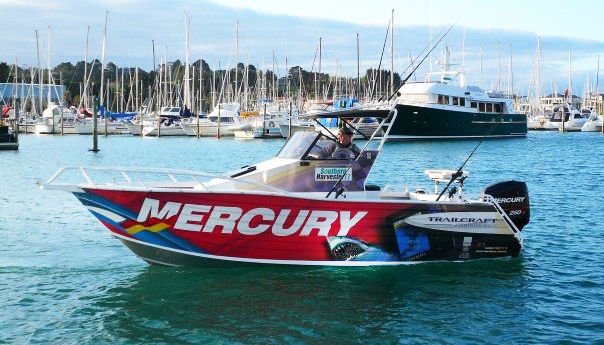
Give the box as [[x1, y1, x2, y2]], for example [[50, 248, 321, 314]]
[[0, 122, 18, 150], [580, 107, 603, 132], [389, 47, 527, 140], [34, 102, 77, 134]]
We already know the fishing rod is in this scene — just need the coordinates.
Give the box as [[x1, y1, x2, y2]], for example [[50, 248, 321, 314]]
[[387, 20, 458, 101], [435, 123, 496, 201]]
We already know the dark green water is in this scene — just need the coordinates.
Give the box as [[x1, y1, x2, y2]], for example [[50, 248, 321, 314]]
[[1, 132, 603, 344]]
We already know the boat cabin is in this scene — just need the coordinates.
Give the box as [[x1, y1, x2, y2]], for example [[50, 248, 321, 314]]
[[206, 130, 379, 194]]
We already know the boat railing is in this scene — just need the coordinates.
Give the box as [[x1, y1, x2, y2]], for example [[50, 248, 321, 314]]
[[39, 165, 290, 194], [481, 194, 522, 238]]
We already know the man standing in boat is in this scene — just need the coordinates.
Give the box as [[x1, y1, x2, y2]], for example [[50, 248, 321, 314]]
[[321, 121, 359, 159]]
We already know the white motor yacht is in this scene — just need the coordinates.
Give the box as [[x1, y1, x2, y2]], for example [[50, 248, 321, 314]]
[[181, 103, 241, 137], [580, 108, 603, 132], [544, 103, 588, 131], [34, 103, 77, 134], [141, 107, 186, 136]]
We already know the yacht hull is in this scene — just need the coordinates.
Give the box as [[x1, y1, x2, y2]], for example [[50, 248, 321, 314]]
[[389, 104, 527, 139], [74, 189, 522, 266]]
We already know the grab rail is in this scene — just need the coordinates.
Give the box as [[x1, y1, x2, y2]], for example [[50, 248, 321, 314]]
[[39, 165, 290, 194], [481, 194, 521, 235]]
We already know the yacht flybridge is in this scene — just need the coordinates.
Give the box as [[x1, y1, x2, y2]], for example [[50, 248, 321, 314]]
[[40, 106, 530, 266]]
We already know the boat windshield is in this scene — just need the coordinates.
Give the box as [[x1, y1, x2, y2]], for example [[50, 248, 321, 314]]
[[277, 131, 319, 159], [277, 131, 350, 160]]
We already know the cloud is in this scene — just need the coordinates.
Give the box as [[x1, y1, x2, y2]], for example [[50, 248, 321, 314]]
[[2, 0, 604, 95]]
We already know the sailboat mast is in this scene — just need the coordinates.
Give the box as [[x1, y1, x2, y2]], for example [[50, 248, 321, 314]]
[[152, 39, 156, 112], [508, 42, 513, 98], [135, 66, 139, 111], [390, 9, 394, 95], [479, 45, 483, 88], [164, 47, 169, 106], [568, 50, 572, 104], [184, 10, 191, 110], [235, 19, 238, 103], [35, 29, 42, 113], [99, 11, 108, 115], [356, 33, 360, 98], [497, 42, 501, 92], [319, 37, 322, 100], [84, 25, 90, 108], [47, 26, 52, 104], [537, 37, 541, 101], [596, 55, 600, 113], [121, 68, 125, 112], [272, 51, 276, 101]]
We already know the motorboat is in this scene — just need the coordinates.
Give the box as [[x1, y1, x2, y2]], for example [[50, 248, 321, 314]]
[[75, 111, 134, 135], [544, 103, 588, 131], [141, 106, 186, 136], [34, 102, 77, 134], [41, 106, 530, 266], [128, 112, 155, 136], [527, 113, 550, 130], [252, 105, 296, 138], [181, 103, 242, 137], [75, 118, 132, 135], [580, 107, 603, 132], [0, 121, 18, 150]]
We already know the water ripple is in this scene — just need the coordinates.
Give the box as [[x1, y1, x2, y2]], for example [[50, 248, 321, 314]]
[[1, 133, 603, 343]]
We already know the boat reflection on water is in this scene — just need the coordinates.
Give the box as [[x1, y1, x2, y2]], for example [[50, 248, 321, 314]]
[[90, 260, 528, 342]]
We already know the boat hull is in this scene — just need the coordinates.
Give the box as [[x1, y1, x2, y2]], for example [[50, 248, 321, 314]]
[[75, 188, 522, 266], [389, 104, 527, 139]]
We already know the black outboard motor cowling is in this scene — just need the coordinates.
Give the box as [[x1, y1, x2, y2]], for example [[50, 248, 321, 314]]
[[480, 180, 530, 231]]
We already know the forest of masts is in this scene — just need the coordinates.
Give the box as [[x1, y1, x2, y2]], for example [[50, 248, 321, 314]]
[[0, 58, 401, 115]]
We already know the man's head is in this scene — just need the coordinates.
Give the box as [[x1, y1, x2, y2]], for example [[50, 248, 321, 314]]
[[338, 124, 354, 145]]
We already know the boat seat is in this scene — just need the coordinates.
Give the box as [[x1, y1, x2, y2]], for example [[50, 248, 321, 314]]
[[380, 191, 410, 199], [365, 184, 381, 191]]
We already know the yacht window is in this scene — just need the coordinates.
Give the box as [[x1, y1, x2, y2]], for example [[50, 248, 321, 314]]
[[479, 103, 486, 112], [471, 101, 477, 108], [494, 103, 502, 113], [452, 97, 459, 106], [399, 94, 432, 103], [459, 98, 466, 106], [438, 95, 449, 105], [486, 103, 493, 113], [171, 108, 180, 112]]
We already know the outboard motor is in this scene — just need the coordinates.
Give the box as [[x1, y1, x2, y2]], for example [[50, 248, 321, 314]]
[[480, 181, 530, 231]]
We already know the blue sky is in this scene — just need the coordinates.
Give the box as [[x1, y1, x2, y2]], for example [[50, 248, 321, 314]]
[[1, 0, 604, 95]]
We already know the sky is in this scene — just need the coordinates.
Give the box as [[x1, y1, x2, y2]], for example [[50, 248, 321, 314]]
[[1, 0, 604, 95]]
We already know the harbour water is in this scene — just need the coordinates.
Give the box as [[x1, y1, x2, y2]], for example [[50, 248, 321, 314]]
[[1, 132, 603, 343]]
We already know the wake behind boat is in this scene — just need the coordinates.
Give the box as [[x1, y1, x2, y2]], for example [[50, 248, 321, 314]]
[[40, 106, 530, 266]]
